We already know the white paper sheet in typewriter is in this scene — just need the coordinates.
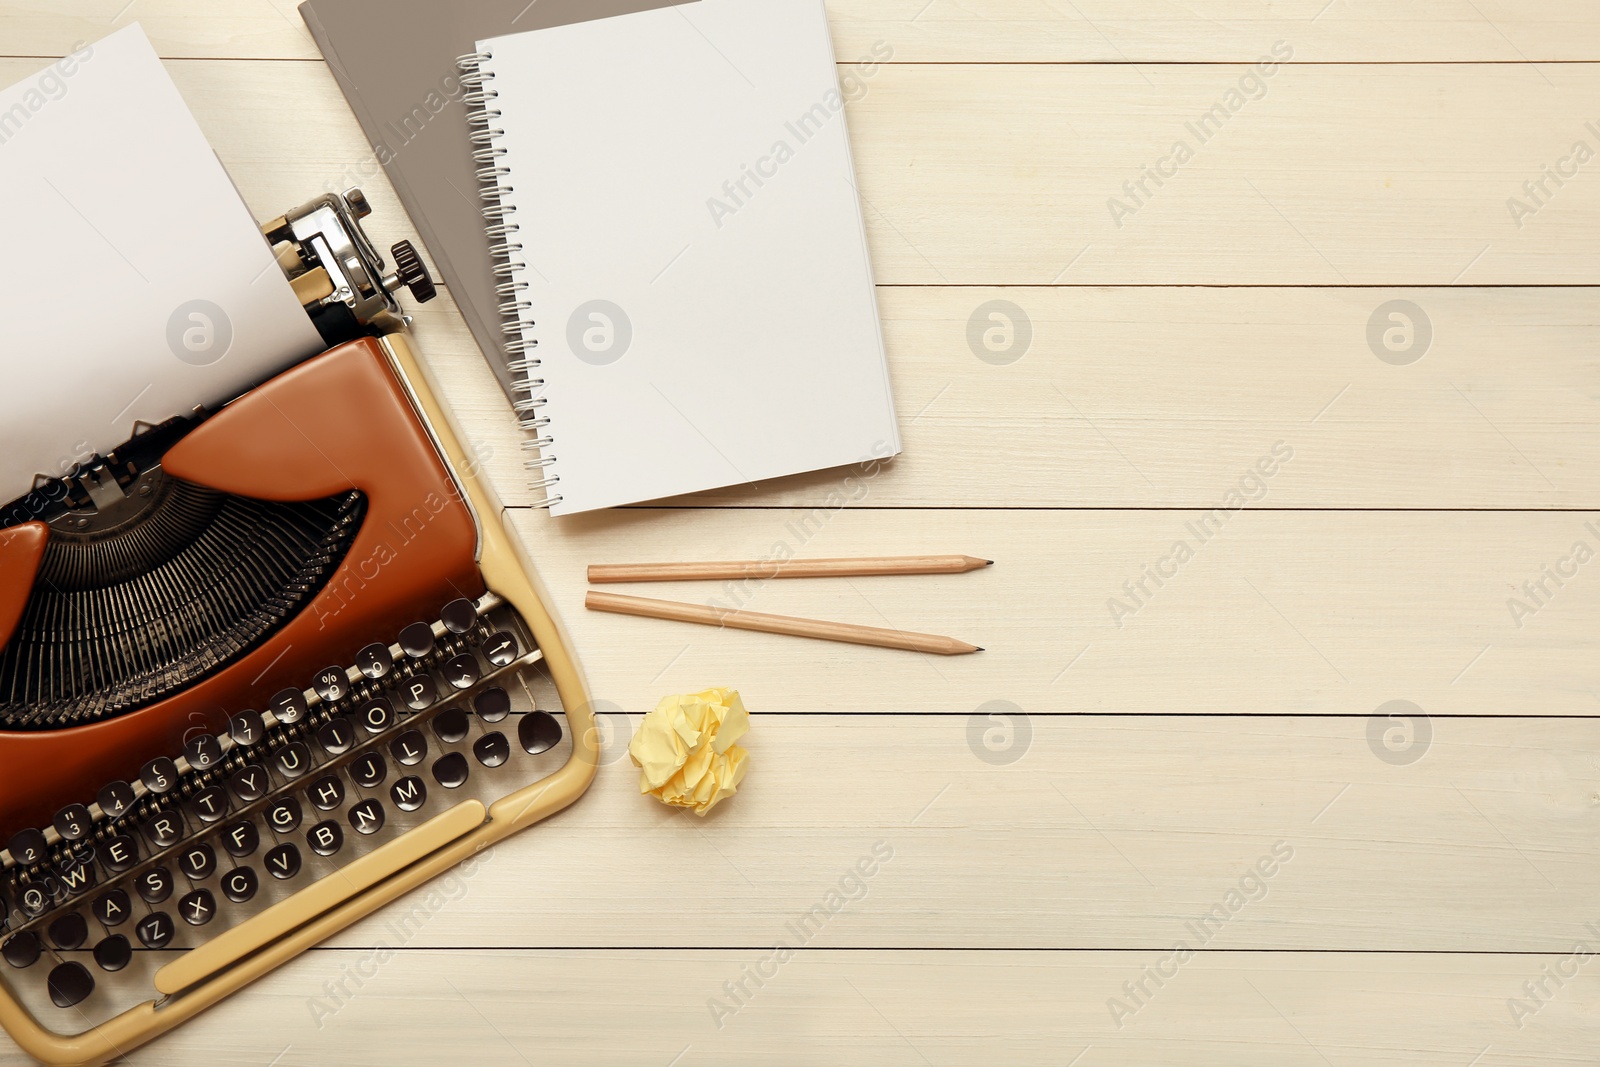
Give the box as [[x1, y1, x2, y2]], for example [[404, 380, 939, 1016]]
[[0, 23, 322, 506]]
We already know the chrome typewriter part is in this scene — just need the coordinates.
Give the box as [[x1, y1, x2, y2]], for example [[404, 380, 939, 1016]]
[[262, 188, 437, 344]]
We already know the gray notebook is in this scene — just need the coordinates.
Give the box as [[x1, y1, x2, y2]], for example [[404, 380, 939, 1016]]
[[297, 0, 682, 403], [300, 0, 899, 514]]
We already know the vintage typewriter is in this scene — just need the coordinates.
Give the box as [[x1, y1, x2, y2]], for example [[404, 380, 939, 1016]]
[[0, 189, 597, 1064]]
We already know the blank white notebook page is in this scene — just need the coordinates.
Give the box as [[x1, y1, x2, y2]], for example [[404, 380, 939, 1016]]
[[479, 0, 900, 515]]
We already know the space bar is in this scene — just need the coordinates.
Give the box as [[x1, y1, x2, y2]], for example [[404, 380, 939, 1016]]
[[153, 801, 487, 996]]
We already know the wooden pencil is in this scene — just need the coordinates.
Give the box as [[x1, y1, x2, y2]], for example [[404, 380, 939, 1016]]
[[587, 554, 993, 584], [585, 591, 983, 655]]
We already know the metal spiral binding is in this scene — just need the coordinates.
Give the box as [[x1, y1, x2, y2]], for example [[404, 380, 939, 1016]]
[[457, 51, 562, 504]]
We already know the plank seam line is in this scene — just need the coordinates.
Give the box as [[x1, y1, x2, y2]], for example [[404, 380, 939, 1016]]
[[17, 56, 1598, 67], [287, 946, 1595, 955]]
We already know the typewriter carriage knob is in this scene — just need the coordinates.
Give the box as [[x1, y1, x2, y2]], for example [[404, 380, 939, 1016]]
[[387, 240, 437, 305]]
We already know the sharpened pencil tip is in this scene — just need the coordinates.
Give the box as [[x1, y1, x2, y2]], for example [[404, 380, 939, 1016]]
[[975, 646, 985, 652], [985, 559, 994, 566]]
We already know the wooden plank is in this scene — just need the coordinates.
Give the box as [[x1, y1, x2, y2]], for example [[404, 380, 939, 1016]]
[[7, 1, 1600, 63], [0, 0, 321, 61], [844, 62, 1600, 285], [402, 285, 1600, 510], [4, 58, 1596, 288], [117, 951, 1597, 1066], [303, 716, 1600, 951], [830, 0, 1600, 63], [504, 507, 1600, 716]]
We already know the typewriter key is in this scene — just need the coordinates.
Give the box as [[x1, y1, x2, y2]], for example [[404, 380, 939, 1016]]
[[141, 758, 179, 795], [100, 836, 138, 874], [473, 732, 510, 769], [222, 820, 260, 858], [230, 710, 265, 747], [431, 752, 470, 789], [399, 622, 435, 658], [57, 855, 95, 896], [307, 821, 343, 857], [474, 687, 511, 723], [483, 631, 519, 667], [356, 642, 394, 680], [47, 913, 87, 951], [390, 776, 427, 813], [179, 889, 216, 927], [93, 935, 131, 973], [445, 653, 480, 690], [309, 775, 345, 811], [350, 752, 387, 790], [191, 785, 230, 823], [93, 889, 130, 928], [359, 698, 395, 734], [391, 730, 428, 766], [314, 667, 351, 703], [264, 843, 302, 880], [269, 687, 309, 725], [46, 961, 94, 1008], [519, 711, 563, 755], [348, 799, 386, 835], [230, 765, 270, 803], [275, 741, 313, 780], [136, 868, 173, 905], [317, 717, 356, 756], [135, 912, 174, 950], [266, 798, 303, 835], [432, 707, 469, 744], [52, 804, 92, 843], [142, 811, 185, 850], [2, 933, 39, 969], [178, 844, 217, 882], [17, 884, 51, 918], [8, 828, 46, 867], [222, 868, 258, 904], [184, 733, 223, 770], [97, 781, 135, 819], [402, 674, 438, 712], [441, 598, 478, 634]]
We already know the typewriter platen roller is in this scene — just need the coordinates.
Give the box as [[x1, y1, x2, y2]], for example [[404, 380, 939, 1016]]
[[0, 192, 597, 1065]]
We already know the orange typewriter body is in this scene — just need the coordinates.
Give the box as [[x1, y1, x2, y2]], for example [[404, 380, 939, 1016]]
[[0, 198, 596, 1065], [0, 341, 485, 839]]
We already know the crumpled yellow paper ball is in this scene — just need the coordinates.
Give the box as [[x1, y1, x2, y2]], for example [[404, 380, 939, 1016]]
[[628, 687, 750, 816]]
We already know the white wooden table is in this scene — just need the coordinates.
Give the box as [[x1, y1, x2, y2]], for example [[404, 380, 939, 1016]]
[[3, 1, 1599, 1063]]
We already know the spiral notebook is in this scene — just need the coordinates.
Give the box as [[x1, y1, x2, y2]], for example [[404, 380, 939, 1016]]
[[460, 0, 900, 515]]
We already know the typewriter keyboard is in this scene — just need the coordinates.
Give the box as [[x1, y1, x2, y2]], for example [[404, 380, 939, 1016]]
[[0, 594, 573, 1031]]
